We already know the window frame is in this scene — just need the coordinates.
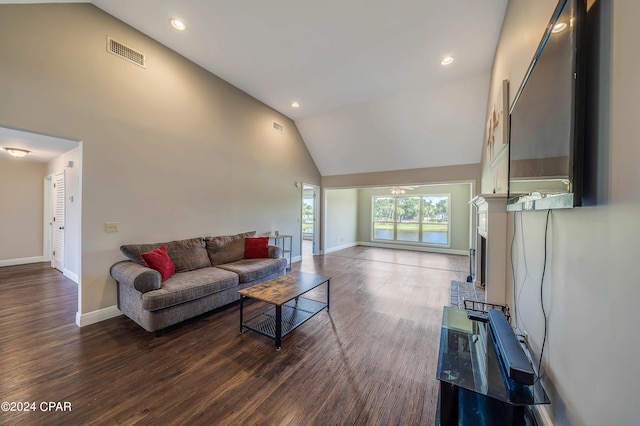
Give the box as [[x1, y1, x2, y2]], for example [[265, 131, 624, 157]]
[[371, 193, 451, 247]]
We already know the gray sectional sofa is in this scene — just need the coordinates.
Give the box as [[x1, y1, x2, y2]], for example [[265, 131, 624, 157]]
[[110, 231, 287, 334]]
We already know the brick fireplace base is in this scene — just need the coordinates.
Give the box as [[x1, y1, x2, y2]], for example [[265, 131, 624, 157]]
[[449, 280, 485, 308]]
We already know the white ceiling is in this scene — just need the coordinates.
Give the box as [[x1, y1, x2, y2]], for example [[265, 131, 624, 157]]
[[0, 126, 79, 163], [3, 1, 508, 175]]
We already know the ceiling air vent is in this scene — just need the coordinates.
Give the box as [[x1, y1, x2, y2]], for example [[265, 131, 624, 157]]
[[106, 37, 146, 68], [272, 121, 284, 134]]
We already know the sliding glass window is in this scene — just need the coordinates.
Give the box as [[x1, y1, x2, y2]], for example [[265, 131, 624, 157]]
[[372, 194, 450, 246]]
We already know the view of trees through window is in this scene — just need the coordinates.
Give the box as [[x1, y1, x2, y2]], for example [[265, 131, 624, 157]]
[[303, 198, 314, 239], [372, 195, 449, 245]]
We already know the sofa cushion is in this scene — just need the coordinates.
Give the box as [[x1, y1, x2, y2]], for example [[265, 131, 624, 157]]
[[141, 267, 239, 311], [121, 242, 159, 265], [268, 245, 282, 258], [244, 237, 269, 259], [141, 246, 175, 282], [165, 238, 211, 272], [205, 231, 256, 266], [216, 258, 287, 283], [121, 237, 210, 273]]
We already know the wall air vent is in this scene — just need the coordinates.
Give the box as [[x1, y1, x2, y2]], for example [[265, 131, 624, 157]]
[[106, 37, 146, 68], [272, 121, 284, 134]]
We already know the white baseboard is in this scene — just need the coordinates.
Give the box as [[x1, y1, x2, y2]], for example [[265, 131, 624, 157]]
[[76, 305, 122, 327], [357, 241, 468, 256], [63, 268, 79, 284], [0, 256, 45, 267], [325, 241, 358, 254]]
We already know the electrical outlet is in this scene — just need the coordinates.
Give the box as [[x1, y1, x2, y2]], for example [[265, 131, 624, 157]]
[[523, 331, 529, 347], [105, 222, 119, 233]]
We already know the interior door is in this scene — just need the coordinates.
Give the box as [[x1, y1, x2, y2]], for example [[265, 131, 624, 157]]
[[52, 171, 65, 271], [302, 184, 319, 255]]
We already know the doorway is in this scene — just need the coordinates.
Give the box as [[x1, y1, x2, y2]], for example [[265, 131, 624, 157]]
[[0, 125, 80, 282], [302, 184, 319, 257]]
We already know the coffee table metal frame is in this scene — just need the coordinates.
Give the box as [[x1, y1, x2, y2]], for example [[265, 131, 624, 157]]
[[238, 271, 330, 350]]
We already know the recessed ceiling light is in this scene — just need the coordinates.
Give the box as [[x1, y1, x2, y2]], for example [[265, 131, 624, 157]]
[[440, 56, 454, 66], [291, 102, 300, 108], [552, 22, 567, 33], [170, 19, 186, 31]]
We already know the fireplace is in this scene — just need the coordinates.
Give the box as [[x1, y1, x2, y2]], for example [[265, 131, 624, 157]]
[[470, 194, 508, 306]]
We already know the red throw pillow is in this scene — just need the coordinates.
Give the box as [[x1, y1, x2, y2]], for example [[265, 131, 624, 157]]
[[244, 237, 269, 259], [141, 245, 175, 282]]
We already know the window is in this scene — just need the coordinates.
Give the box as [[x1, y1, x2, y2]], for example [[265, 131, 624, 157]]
[[373, 197, 394, 240], [372, 194, 450, 245], [421, 196, 449, 245], [396, 196, 420, 242]]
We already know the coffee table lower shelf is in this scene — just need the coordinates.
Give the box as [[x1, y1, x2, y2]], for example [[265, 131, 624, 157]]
[[241, 297, 327, 348]]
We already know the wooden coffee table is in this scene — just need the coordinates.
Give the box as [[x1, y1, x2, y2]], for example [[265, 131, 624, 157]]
[[238, 271, 331, 350]]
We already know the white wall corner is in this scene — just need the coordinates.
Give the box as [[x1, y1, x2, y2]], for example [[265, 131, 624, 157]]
[[325, 242, 358, 254], [63, 268, 79, 284], [75, 305, 122, 327]]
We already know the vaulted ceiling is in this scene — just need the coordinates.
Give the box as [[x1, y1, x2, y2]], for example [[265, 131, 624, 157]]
[[2, 1, 508, 175]]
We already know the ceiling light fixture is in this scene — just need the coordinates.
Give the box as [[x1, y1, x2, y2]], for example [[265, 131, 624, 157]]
[[170, 19, 186, 31], [390, 187, 406, 195], [291, 102, 300, 108], [551, 22, 567, 33], [440, 56, 454, 66], [4, 147, 30, 158]]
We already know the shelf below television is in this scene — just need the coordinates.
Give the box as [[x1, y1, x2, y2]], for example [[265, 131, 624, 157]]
[[507, 192, 575, 211]]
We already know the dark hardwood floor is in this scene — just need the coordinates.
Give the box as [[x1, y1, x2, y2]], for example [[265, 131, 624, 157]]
[[0, 246, 468, 425]]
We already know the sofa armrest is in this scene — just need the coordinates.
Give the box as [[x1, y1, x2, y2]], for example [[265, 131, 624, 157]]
[[110, 260, 162, 294], [268, 245, 282, 259]]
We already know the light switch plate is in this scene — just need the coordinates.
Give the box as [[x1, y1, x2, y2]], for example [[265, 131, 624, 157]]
[[105, 222, 119, 233]]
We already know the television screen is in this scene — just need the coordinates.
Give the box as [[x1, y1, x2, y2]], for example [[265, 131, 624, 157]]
[[507, 0, 586, 211]]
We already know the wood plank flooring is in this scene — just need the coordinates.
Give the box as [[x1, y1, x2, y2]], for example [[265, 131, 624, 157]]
[[0, 246, 468, 425]]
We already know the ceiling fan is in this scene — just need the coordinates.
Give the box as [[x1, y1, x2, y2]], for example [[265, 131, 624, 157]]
[[389, 186, 417, 195]]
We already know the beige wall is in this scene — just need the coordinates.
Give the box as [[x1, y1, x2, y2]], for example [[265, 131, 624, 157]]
[[324, 189, 358, 252], [483, 0, 640, 424], [0, 4, 320, 319], [0, 158, 47, 263]]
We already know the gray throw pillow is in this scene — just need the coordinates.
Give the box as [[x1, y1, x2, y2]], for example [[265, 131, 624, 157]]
[[205, 231, 256, 266]]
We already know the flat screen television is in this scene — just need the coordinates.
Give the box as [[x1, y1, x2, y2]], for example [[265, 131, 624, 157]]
[[507, 0, 587, 211]]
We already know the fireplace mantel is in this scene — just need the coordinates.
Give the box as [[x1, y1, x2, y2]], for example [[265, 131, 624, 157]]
[[470, 194, 507, 306]]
